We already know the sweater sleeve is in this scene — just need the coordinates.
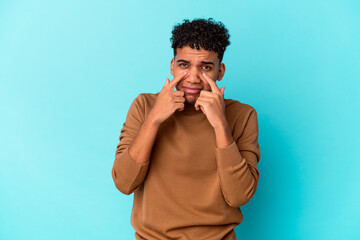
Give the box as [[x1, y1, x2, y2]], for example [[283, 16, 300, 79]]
[[111, 94, 150, 195], [215, 107, 261, 207]]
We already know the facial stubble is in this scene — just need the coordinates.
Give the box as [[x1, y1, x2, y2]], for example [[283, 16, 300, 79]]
[[184, 93, 198, 105]]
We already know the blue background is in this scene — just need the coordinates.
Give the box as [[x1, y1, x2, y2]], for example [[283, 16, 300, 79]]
[[1, 0, 359, 239]]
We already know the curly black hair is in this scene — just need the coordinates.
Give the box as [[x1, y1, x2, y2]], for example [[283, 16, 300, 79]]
[[170, 18, 230, 63]]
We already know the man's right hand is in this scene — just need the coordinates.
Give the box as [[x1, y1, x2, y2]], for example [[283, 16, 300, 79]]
[[149, 71, 188, 125]]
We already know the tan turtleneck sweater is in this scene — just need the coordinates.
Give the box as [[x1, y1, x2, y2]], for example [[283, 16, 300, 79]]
[[111, 92, 261, 240]]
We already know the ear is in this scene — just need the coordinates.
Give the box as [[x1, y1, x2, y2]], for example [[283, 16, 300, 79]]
[[216, 63, 226, 81], [170, 58, 175, 76]]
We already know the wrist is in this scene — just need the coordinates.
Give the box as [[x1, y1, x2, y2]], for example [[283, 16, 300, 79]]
[[214, 120, 234, 148], [146, 111, 161, 128], [214, 118, 229, 133]]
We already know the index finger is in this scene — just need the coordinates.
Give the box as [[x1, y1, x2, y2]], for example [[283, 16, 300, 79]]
[[167, 71, 187, 90], [201, 72, 221, 94]]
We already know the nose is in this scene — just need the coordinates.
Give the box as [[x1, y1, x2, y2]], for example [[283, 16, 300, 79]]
[[185, 67, 202, 84]]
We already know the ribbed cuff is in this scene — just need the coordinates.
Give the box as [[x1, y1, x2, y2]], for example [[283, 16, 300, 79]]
[[116, 147, 150, 186], [215, 141, 245, 169]]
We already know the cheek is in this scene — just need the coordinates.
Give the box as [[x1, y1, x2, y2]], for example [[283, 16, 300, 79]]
[[176, 80, 184, 89], [174, 66, 185, 74], [203, 82, 211, 91]]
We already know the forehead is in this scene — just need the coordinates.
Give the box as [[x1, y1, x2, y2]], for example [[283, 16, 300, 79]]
[[175, 46, 219, 63]]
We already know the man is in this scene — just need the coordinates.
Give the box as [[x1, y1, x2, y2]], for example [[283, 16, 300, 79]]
[[111, 18, 261, 240]]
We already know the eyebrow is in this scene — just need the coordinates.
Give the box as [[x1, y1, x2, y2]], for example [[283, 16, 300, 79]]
[[177, 59, 190, 63], [177, 59, 215, 65]]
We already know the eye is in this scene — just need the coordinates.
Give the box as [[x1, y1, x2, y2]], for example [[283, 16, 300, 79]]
[[203, 65, 212, 70], [179, 63, 187, 67]]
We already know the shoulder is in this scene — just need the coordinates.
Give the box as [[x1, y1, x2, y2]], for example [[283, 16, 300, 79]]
[[224, 98, 260, 145], [224, 98, 257, 120], [135, 92, 158, 102], [133, 92, 158, 107], [129, 92, 159, 120]]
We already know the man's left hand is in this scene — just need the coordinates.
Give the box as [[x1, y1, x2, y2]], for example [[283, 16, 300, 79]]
[[195, 73, 227, 129]]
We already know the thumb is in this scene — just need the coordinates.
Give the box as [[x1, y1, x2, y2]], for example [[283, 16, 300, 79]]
[[220, 87, 225, 96]]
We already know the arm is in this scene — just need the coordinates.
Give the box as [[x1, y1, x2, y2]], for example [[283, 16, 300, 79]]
[[111, 94, 155, 195], [193, 73, 261, 207], [111, 72, 188, 195], [128, 112, 160, 165], [215, 108, 261, 207]]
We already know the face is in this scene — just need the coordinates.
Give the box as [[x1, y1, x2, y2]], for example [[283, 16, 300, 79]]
[[170, 46, 225, 105]]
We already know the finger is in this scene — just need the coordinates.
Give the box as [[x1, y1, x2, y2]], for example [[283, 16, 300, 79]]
[[220, 87, 225, 96], [195, 102, 199, 110], [201, 73, 221, 94], [200, 88, 224, 101], [197, 95, 213, 102], [195, 99, 207, 113], [194, 98, 209, 110], [175, 103, 184, 111], [199, 90, 215, 97], [167, 71, 187, 90], [199, 93, 222, 106], [164, 78, 170, 87], [195, 99, 200, 110], [195, 98, 210, 105], [174, 96, 185, 103], [173, 90, 185, 97]]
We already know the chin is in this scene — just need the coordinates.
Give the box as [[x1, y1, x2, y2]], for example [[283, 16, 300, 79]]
[[185, 100, 195, 105], [185, 95, 198, 105]]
